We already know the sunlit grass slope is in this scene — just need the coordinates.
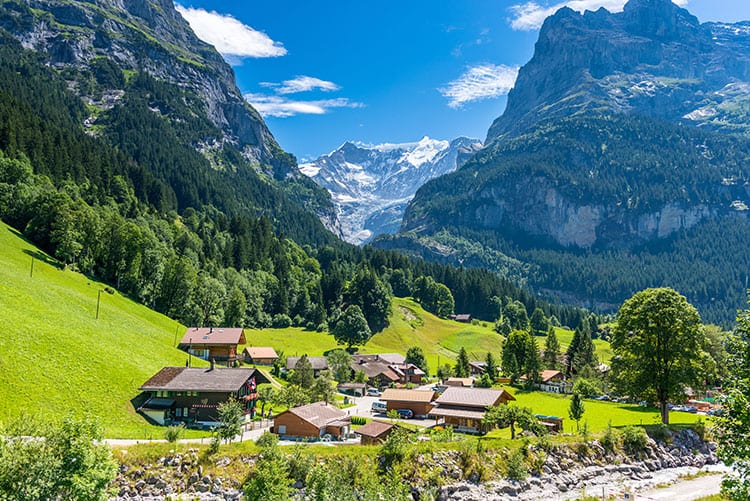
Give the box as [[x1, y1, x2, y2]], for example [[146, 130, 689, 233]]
[[0, 222, 203, 438]]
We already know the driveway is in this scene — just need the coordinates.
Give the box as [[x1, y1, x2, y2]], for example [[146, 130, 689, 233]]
[[344, 393, 436, 428]]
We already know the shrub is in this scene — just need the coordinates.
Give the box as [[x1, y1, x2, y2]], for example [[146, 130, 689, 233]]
[[600, 422, 621, 453], [207, 434, 221, 455], [647, 423, 671, 442], [271, 313, 292, 328], [572, 378, 600, 398], [164, 423, 184, 443], [622, 426, 649, 453], [505, 448, 528, 481], [256, 431, 279, 449], [351, 416, 368, 425]]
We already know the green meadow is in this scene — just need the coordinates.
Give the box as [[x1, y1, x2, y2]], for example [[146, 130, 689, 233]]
[[0, 221, 205, 438]]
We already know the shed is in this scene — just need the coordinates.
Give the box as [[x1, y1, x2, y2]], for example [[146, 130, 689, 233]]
[[243, 347, 279, 366], [273, 402, 350, 441], [356, 420, 396, 445]]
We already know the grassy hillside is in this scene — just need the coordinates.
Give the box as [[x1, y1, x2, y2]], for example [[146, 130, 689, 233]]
[[0, 222, 203, 438], [244, 298, 612, 375]]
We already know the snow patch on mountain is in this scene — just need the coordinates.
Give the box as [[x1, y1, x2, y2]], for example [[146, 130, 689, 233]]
[[302, 136, 482, 245]]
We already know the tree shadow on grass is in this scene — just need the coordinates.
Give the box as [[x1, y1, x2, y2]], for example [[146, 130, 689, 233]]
[[22, 248, 62, 269]]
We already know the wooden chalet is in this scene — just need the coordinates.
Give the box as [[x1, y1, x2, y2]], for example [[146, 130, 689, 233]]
[[273, 402, 351, 441], [178, 327, 246, 366], [285, 356, 329, 377], [521, 370, 571, 394], [350, 354, 423, 387], [429, 387, 515, 434], [379, 389, 437, 417], [469, 361, 487, 376], [243, 346, 279, 366], [337, 382, 367, 397], [138, 364, 268, 427], [356, 420, 396, 445]]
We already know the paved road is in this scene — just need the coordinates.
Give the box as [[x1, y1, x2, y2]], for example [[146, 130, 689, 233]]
[[346, 393, 436, 428], [638, 473, 724, 500]]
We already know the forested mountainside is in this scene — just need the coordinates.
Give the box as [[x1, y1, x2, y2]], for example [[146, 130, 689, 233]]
[[301, 137, 481, 245], [375, 0, 750, 325], [0, 2, 591, 331]]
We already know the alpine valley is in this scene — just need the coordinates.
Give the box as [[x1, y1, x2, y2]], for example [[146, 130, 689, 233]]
[[301, 136, 481, 245], [374, 0, 750, 325]]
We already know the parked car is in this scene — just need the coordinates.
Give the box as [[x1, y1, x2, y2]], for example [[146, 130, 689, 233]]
[[366, 387, 381, 397], [395, 409, 414, 419], [371, 401, 387, 413]]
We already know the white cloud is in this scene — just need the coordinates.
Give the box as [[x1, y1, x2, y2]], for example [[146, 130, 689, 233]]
[[245, 93, 364, 118], [175, 5, 286, 58], [271, 76, 341, 94], [508, 0, 689, 31], [439, 64, 519, 108]]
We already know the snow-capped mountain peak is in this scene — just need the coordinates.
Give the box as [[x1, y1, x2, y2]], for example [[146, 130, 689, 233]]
[[302, 136, 482, 245]]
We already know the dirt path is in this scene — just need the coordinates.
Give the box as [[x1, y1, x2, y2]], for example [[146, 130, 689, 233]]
[[637, 473, 724, 500]]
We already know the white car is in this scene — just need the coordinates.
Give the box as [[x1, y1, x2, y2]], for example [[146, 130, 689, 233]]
[[366, 388, 381, 397]]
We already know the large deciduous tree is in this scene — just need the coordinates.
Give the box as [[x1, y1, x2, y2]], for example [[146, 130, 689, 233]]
[[715, 298, 750, 500], [612, 288, 705, 424], [405, 346, 429, 375], [332, 305, 371, 350]]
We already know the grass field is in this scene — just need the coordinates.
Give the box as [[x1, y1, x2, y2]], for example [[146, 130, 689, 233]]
[[0, 222, 206, 439], [486, 386, 706, 437]]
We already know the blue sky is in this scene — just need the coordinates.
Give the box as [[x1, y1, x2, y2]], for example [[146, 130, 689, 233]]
[[175, 0, 750, 161]]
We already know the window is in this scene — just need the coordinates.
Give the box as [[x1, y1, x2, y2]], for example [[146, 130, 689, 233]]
[[183, 407, 188, 417], [277, 425, 286, 434], [175, 408, 182, 417]]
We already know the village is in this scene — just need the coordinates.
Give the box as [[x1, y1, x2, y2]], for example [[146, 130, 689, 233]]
[[134, 324, 715, 447]]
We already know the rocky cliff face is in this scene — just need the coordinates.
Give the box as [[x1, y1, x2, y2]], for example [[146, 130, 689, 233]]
[[1, 0, 291, 175], [488, 0, 750, 141], [302, 136, 481, 245]]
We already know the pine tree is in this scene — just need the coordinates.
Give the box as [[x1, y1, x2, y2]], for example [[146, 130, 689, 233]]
[[485, 351, 499, 380], [568, 392, 585, 433], [544, 326, 560, 370], [454, 347, 471, 378]]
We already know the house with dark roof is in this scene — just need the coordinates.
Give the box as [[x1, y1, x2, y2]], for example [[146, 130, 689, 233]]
[[138, 364, 268, 426], [520, 370, 571, 394], [243, 346, 279, 366], [379, 389, 436, 417], [178, 327, 246, 366], [285, 356, 329, 377], [356, 420, 396, 445], [429, 387, 515, 434], [469, 361, 487, 376], [350, 354, 424, 387], [273, 401, 351, 441]]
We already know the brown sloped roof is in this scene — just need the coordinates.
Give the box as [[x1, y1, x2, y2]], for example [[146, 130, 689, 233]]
[[380, 389, 436, 403], [179, 327, 246, 346], [139, 367, 267, 392], [351, 360, 399, 380], [429, 406, 487, 420], [285, 401, 348, 428], [244, 347, 279, 359], [356, 420, 395, 439], [540, 370, 563, 382], [435, 387, 515, 408]]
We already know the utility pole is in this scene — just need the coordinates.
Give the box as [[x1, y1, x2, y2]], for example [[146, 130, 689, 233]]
[[30, 256, 35, 278], [95, 289, 102, 320]]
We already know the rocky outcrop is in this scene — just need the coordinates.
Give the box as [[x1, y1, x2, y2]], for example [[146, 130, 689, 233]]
[[1, 0, 288, 172], [487, 0, 750, 141]]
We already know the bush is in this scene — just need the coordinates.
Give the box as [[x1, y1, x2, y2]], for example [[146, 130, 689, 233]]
[[256, 431, 279, 449], [622, 426, 649, 453], [351, 416, 368, 425], [271, 313, 292, 328], [505, 448, 528, 481], [600, 422, 621, 453], [164, 423, 184, 443], [207, 434, 221, 455], [646, 423, 671, 442], [572, 378, 600, 398]]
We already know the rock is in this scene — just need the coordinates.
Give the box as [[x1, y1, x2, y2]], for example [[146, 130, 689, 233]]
[[134, 480, 146, 491], [188, 472, 199, 485], [201, 475, 211, 484], [216, 456, 231, 467], [195, 482, 210, 493]]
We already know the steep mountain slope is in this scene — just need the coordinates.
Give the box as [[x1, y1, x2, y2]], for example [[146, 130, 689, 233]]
[[0, 0, 338, 244], [301, 137, 481, 244], [375, 0, 750, 324]]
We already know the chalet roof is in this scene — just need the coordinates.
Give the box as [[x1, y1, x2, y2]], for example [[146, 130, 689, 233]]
[[352, 353, 405, 365], [284, 401, 348, 428], [380, 389, 436, 403], [428, 406, 487, 420], [435, 387, 515, 409], [540, 370, 563, 383], [352, 360, 400, 380], [337, 382, 366, 390], [469, 361, 486, 370], [286, 356, 329, 371], [243, 347, 279, 359], [356, 420, 395, 439], [454, 314, 472, 322], [179, 327, 246, 346], [446, 377, 475, 387], [140, 367, 266, 392]]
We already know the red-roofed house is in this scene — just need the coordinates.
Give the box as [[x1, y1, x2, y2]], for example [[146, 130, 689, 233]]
[[178, 327, 246, 366], [243, 346, 279, 366]]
